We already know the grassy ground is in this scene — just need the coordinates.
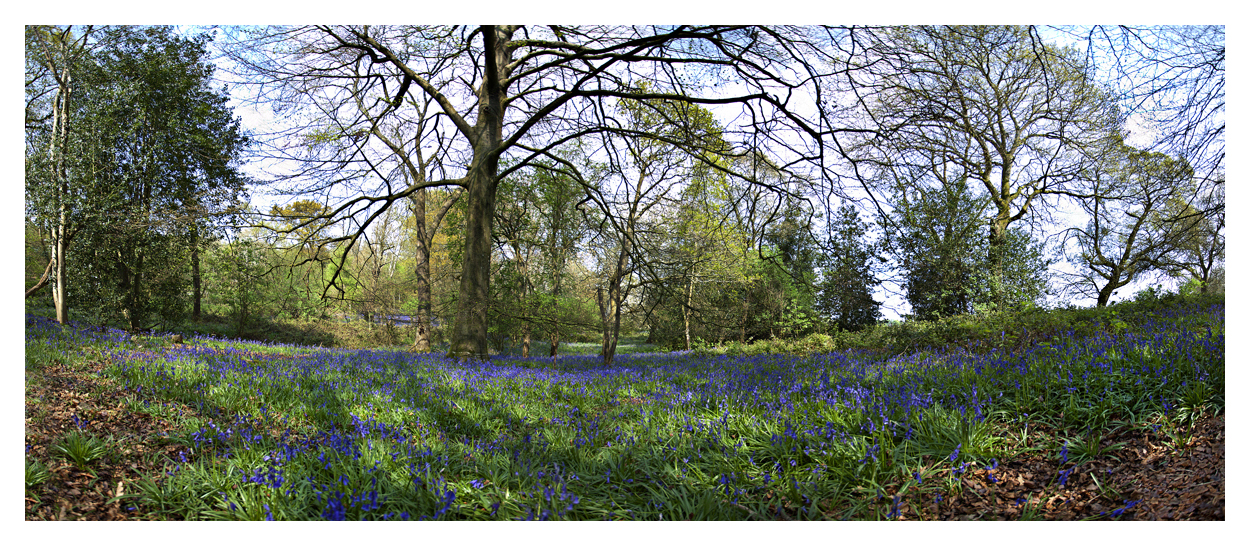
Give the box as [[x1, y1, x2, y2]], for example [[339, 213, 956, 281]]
[[24, 294, 1224, 521]]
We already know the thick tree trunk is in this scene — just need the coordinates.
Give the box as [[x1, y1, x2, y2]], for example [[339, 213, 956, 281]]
[[448, 152, 500, 361], [599, 237, 630, 367], [447, 25, 513, 362], [988, 214, 1010, 311], [1095, 264, 1125, 307], [410, 188, 432, 352], [1096, 284, 1114, 307], [597, 287, 618, 367]]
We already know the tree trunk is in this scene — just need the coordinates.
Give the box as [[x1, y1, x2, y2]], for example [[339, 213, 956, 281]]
[[49, 59, 72, 325], [191, 224, 202, 321], [549, 278, 562, 358], [118, 247, 146, 332], [53, 217, 68, 324], [448, 150, 500, 360], [683, 275, 694, 351], [26, 257, 54, 298], [597, 287, 618, 367], [546, 201, 567, 359], [599, 236, 631, 367], [447, 25, 513, 362], [510, 239, 533, 358], [1096, 284, 1114, 307], [410, 188, 432, 352], [988, 214, 1010, 311]]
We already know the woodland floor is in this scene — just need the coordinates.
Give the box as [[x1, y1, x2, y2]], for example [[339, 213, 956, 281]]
[[24, 350, 1224, 521]]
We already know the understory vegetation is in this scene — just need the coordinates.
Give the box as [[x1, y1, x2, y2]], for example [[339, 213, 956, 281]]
[[25, 292, 1224, 520]]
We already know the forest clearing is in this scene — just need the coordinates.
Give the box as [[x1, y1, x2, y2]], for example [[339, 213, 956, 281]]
[[26, 24, 1223, 523]]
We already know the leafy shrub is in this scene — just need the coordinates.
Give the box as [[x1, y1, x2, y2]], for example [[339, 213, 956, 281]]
[[25, 458, 50, 490], [51, 430, 111, 470]]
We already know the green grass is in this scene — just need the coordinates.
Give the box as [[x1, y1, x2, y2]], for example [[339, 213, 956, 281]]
[[23, 291, 1224, 520]]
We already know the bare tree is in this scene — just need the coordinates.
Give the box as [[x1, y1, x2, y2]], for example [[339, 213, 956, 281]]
[[221, 25, 859, 360], [1156, 181, 1224, 293], [1067, 25, 1225, 297]]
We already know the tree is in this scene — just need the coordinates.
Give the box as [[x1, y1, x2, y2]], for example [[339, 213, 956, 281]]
[[531, 159, 592, 357], [268, 200, 338, 319], [1062, 146, 1197, 307], [586, 92, 702, 366], [660, 160, 757, 350], [889, 177, 986, 320], [488, 152, 594, 357], [204, 231, 274, 337], [91, 27, 248, 329], [390, 187, 462, 350], [847, 25, 1118, 311], [222, 25, 857, 361], [1146, 176, 1224, 295], [25, 25, 101, 323], [815, 204, 882, 331], [26, 26, 248, 329], [1061, 26, 1225, 297], [490, 164, 543, 355], [887, 174, 1050, 320]]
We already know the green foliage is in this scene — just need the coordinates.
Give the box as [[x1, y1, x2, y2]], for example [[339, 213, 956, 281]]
[[889, 178, 986, 320], [909, 406, 1004, 462], [815, 204, 883, 331], [26, 26, 248, 330], [27, 290, 1221, 520], [703, 286, 1223, 363], [51, 430, 111, 471], [694, 332, 837, 357], [888, 178, 1051, 320], [25, 458, 51, 492]]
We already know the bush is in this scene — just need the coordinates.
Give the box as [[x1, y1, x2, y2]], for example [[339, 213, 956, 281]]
[[692, 290, 1223, 358]]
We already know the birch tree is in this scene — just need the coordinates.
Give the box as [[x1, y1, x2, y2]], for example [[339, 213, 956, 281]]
[[25, 25, 99, 323]]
